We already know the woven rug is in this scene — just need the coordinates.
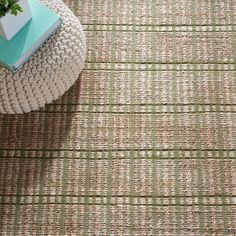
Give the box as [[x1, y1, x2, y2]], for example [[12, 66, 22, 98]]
[[1, 0, 236, 235]]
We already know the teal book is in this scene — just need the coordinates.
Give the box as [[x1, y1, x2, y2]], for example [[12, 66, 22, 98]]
[[0, 0, 62, 72]]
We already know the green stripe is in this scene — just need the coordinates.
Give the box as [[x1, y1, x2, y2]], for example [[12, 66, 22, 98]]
[[0, 148, 235, 155], [85, 29, 236, 33], [150, 0, 158, 233], [1, 202, 234, 206], [83, 0, 98, 234], [128, 0, 139, 233], [229, 0, 236, 208], [190, 0, 205, 233], [1, 194, 235, 198], [158, 150, 165, 233], [84, 68, 236, 72], [50, 103, 236, 106], [0, 148, 234, 153], [59, 107, 72, 235], [35, 110, 53, 236], [18, 115, 29, 235], [0, 158, 5, 230], [12, 114, 30, 235], [122, 150, 129, 228], [32, 110, 236, 114], [85, 61, 236, 65], [83, 23, 236, 27], [170, 0, 182, 233], [210, 0, 228, 234], [70, 79, 83, 235], [106, 0, 117, 233], [12, 162, 24, 235], [1, 158, 10, 233]]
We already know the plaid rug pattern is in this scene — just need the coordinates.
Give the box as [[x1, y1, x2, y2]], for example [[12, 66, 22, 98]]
[[0, 0, 236, 235]]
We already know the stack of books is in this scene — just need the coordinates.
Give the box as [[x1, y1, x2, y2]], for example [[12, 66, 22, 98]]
[[0, 0, 61, 72]]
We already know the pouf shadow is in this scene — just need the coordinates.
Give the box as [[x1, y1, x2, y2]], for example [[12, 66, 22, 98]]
[[0, 75, 83, 206]]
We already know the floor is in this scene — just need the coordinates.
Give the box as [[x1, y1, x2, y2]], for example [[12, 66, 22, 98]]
[[0, 0, 236, 235]]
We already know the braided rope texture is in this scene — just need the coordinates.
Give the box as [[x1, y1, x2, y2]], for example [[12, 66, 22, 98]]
[[0, 0, 86, 114], [0, 0, 236, 235]]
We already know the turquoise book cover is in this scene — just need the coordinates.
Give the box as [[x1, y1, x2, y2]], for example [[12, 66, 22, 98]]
[[0, 0, 61, 72]]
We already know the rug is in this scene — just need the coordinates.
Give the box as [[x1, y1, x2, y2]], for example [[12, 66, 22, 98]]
[[0, 0, 236, 235]]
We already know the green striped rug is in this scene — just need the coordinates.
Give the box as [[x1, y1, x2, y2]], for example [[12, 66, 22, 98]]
[[0, 0, 236, 235]]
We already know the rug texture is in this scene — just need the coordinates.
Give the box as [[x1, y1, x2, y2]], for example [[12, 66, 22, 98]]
[[0, 0, 236, 235]]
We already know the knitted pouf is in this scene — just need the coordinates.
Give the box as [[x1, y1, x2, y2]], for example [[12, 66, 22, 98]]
[[0, 0, 86, 114]]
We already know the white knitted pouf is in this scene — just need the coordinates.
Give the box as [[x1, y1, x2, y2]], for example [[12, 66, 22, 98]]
[[0, 0, 86, 114]]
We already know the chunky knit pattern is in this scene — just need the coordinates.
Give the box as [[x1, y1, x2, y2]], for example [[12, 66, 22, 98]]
[[0, 0, 86, 114]]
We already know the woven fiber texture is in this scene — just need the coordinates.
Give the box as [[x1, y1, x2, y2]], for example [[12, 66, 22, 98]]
[[0, 0, 86, 114], [1, 0, 236, 235]]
